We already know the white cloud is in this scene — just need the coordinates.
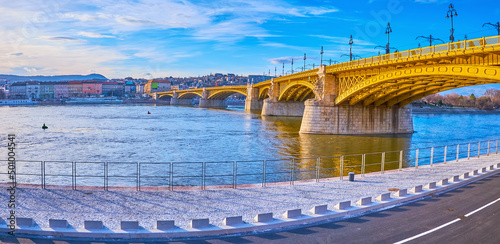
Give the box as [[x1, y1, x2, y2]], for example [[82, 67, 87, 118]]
[[77, 31, 115, 38], [260, 42, 303, 50], [311, 35, 376, 46]]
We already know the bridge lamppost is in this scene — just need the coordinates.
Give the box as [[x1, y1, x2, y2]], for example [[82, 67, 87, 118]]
[[482, 22, 500, 35], [282, 63, 285, 76], [446, 3, 458, 42], [340, 35, 356, 61], [320, 46, 324, 66], [384, 22, 392, 54], [303, 53, 306, 71], [291, 58, 294, 74], [416, 35, 444, 47], [348, 35, 354, 61]]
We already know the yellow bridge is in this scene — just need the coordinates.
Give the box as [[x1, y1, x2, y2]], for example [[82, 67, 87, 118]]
[[154, 35, 500, 135]]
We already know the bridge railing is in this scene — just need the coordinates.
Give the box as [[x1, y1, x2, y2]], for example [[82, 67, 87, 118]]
[[1, 139, 498, 190], [326, 35, 500, 72]]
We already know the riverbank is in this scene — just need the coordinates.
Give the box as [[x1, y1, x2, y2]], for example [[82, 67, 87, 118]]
[[412, 105, 500, 114]]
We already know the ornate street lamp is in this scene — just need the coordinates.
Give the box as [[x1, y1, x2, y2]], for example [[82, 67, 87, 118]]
[[446, 3, 458, 42]]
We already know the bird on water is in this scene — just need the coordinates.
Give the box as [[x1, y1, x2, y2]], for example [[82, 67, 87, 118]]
[[42, 123, 48, 130]]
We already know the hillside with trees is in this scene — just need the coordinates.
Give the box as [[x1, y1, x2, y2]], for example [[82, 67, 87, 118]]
[[415, 89, 500, 110]]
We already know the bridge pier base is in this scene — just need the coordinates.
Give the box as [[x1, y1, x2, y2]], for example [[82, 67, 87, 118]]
[[170, 98, 193, 106], [300, 100, 413, 134], [245, 99, 263, 111], [261, 99, 305, 117], [199, 99, 227, 108]]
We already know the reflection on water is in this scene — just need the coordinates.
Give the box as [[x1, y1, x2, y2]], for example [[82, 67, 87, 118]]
[[1, 104, 499, 186]]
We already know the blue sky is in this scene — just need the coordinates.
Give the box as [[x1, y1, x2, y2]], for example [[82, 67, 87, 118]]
[[2, 0, 500, 94]]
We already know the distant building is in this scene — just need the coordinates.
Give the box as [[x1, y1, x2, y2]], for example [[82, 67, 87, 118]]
[[68, 81, 83, 97], [26, 82, 40, 99], [40, 82, 56, 99], [102, 82, 123, 97], [144, 79, 171, 94], [136, 83, 145, 95], [82, 82, 102, 96], [125, 81, 136, 96], [54, 82, 69, 98], [9, 82, 27, 99]]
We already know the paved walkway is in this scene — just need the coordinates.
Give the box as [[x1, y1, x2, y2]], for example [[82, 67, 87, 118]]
[[0, 153, 499, 231]]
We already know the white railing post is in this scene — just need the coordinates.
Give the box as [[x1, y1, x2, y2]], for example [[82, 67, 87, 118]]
[[170, 162, 173, 191], [399, 150, 403, 171], [430, 147, 434, 166], [468, 143, 471, 159], [478, 142, 481, 158], [456, 144, 460, 162], [415, 149, 419, 169], [233, 161, 237, 189], [444, 146, 447, 164], [381, 152, 385, 174], [487, 141, 490, 156], [316, 157, 320, 182], [362, 154, 366, 176], [340, 156, 344, 180]]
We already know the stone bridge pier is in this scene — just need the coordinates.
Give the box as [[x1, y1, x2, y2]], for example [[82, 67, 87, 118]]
[[170, 91, 193, 106], [244, 83, 263, 111], [261, 79, 305, 117], [199, 88, 227, 108], [299, 65, 414, 134]]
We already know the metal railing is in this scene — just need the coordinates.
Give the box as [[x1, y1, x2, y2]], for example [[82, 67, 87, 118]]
[[327, 35, 500, 72], [1, 139, 498, 190]]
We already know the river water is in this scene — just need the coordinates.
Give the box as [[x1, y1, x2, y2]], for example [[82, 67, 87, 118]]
[[1, 104, 499, 187]]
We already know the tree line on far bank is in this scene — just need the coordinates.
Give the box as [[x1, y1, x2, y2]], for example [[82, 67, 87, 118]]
[[416, 89, 500, 110]]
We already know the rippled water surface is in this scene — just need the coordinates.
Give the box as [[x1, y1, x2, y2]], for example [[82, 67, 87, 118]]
[[1, 104, 499, 162]]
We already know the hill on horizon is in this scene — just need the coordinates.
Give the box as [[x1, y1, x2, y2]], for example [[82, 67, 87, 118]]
[[0, 74, 107, 82]]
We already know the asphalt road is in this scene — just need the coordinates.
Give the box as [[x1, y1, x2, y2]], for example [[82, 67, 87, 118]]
[[1, 172, 499, 244], [186, 172, 500, 244]]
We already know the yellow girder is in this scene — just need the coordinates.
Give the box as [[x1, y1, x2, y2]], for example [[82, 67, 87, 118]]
[[336, 65, 500, 106]]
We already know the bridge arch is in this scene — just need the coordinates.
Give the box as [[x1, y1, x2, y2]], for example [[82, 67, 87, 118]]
[[158, 94, 173, 99], [258, 86, 270, 100], [207, 89, 247, 100], [178, 92, 203, 99], [278, 81, 317, 102], [336, 65, 500, 107]]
